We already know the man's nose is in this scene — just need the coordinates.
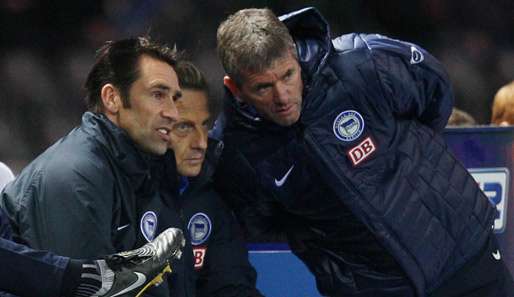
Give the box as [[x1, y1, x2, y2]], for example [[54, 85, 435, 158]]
[[162, 98, 179, 122], [193, 129, 208, 150], [272, 82, 289, 105]]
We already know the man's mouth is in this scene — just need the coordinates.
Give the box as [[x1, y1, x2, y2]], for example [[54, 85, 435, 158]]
[[276, 104, 294, 115], [157, 128, 171, 140], [186, 155, 205, 165]]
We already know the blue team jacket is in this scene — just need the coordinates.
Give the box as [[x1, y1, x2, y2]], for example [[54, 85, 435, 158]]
[[217, 7, 495, 296]]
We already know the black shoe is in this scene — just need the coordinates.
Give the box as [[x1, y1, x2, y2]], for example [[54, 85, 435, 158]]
[[102, 228, 185, 297]]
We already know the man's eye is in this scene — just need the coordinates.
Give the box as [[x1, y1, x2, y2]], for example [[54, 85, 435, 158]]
[[256, 86, 270, 95], [283, 70, 294, 81], [173, 91, 182, 102], [152, 91, 164, 100], [174, 123, 193, 134]]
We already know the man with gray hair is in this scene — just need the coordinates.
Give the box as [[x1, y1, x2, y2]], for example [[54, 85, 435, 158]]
[[214, 7, 513, 297]]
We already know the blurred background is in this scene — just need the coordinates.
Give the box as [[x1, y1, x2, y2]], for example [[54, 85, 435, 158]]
[[1, 0, 513, 172]]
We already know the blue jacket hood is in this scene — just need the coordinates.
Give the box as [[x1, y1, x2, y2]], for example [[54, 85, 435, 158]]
[[280, 7, 332, 80]]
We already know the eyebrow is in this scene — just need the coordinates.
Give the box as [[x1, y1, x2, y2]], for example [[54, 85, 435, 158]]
[[254, 82, 273, 90], [152, 84, 171, 92], [152, 83, 182, 99], [176, 119, 194, 127]]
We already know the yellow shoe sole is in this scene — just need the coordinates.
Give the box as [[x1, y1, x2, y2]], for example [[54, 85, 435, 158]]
[[135, 264, 172, 297]]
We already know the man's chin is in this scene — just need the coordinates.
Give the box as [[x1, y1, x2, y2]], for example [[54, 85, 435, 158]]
[[270, 107, 301, 126], [274, 114, 300, 126], [138, 143, 167, 156], [178, 165, 202, 177]]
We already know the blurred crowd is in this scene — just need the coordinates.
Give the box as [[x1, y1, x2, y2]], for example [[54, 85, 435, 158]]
[[1, 0, 513, 172]]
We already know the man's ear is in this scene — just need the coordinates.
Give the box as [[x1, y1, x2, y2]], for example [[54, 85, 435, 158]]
[[223, 76, 242, 101], [100, 84, 122, 114]]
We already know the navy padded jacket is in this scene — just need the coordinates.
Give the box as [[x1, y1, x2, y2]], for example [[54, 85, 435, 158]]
[[216, 7, 495, 296]]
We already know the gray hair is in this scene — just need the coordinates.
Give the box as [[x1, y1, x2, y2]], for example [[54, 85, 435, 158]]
[[216, 8, 297, 85]]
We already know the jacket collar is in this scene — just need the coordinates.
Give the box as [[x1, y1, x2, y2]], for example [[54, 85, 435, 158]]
[[280, 7, 332, 83], [182, 138, 224, 195], [81, 112, 171, 195]]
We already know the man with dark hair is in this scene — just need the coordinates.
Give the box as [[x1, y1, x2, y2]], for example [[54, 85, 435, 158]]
[[215, 7, 514, 297], [165, 61, 263, 297], [1, 36, 190, 296], [84, 37, 179, 113]]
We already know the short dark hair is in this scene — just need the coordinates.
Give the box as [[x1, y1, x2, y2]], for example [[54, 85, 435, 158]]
[[216, 8, 296, 85], [174, 61, 220, 117], [84, 36, 178, 112], [175, 61, 208, 92]]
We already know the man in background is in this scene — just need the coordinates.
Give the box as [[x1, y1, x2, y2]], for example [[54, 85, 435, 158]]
[[0, 162, 14, 192], [447, 107, 477, 127], [491, 81, 514, 126], [166, 61, 264, 297]]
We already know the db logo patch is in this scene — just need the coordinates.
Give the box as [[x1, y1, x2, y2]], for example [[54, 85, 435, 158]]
[[140, 211, 158, 242], [469, 168, 510, 233], [188, 213, 212, 245], [347, 137, 376, 166], [333, 110, 365, 142], [193, 247, 207, 269]]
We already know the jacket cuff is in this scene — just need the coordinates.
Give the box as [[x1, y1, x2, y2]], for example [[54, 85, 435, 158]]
[[60, 258, 84, 297]]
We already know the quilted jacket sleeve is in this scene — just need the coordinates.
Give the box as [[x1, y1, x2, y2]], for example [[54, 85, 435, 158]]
[[367, 35, 454, 132]]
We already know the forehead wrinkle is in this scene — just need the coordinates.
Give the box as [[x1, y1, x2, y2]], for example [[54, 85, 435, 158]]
[[244, 56, 298, 84], [139, 59, 178, 88], [150, 83, 171, 91], [176, 100, 208, 117]]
